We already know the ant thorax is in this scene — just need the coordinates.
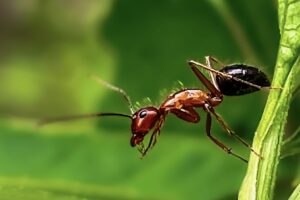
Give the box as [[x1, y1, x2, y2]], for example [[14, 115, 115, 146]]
[[160, 89, 212, 110]]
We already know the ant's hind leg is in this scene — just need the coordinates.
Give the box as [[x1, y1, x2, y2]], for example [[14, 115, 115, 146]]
[[205, 112, 248, 163], [189, 58, 269, 91], [205, 56, 226, 68], [187, 61, 222, 97], [204, 56, 223, 90], [206, 105, 262, 159]]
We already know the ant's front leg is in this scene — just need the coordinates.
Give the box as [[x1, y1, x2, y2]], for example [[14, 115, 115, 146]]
[[141, 116, 165, 157], [171, 107, 200, 123], [137, 142, 145, 154]]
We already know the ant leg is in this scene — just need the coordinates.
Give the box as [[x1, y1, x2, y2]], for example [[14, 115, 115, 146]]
[[205, 112, 248, 163], [204, 56, 222, 91], [189, 60, 270, 91], [207, 57, 282, 91], [142, 129, 160, 157], [142, 108, 200, 157], [142, 116, 165, 157], [188, 60, 232, 81], [171, 107, 200, 123], [206, 105, 262, 159], [205, 56, 226, 68], [137, 142, 145, 154], [187, 61, 222, 97]]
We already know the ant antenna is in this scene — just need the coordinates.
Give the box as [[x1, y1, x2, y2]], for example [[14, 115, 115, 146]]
[[38, 112, 132, 126], [91, 75, 134, 114]]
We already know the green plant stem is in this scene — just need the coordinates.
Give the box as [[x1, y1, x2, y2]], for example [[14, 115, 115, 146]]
[[238, 0, 300, 199]]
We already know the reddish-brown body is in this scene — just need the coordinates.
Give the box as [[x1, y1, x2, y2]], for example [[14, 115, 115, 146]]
[[131, 87, 223, 148], [130, 62, 227, 156], [41, 56, 268, 162], [161, 89, 222, 110], [129, 57, 263, 162], [131, 88, 222, 143], [155, 89, 222, 125]]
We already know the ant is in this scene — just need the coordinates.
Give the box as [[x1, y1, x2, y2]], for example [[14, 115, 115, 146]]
[[39, 56, 274, 163]]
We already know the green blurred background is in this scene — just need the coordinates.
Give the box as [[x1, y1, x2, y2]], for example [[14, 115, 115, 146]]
[[0, 0, 299, 199]]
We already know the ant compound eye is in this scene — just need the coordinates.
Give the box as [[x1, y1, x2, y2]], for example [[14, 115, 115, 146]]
[[139, 110, 147, 118]]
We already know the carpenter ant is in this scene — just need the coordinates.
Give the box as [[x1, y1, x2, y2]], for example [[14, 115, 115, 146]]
[[39, 56, 274, 163]]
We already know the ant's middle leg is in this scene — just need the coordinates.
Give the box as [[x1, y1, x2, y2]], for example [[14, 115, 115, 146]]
[[205, 112, 248, 163]]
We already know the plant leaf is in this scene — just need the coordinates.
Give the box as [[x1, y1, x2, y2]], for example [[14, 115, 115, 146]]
[[282, 125, 300, 158], [288, 183, 300, 200], [239, 0, 300, 199]]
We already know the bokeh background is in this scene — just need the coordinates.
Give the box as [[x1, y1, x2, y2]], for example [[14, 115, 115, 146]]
[[0, 0, 299, 199]]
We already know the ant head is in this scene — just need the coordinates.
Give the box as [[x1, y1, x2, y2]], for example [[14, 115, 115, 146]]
[[130, 107, 160, 147]]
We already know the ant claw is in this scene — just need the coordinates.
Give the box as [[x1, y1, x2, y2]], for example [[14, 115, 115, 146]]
[[269, 86, 283, 90]]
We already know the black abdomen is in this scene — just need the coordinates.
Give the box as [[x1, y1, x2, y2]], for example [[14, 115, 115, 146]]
[[216, 64, 271, 96]]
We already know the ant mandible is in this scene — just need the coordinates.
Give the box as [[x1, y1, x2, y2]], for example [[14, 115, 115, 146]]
[[39, 56, 273, 163]]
